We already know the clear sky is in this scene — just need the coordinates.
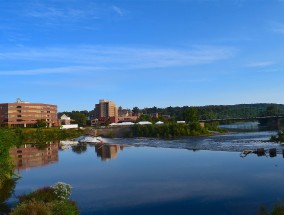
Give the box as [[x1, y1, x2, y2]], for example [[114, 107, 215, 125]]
[[1, 0, 284, 111]]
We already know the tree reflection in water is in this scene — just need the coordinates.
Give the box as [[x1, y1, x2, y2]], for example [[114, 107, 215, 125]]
[[0, 178, 17, 214], [72, 143, 87, 154]]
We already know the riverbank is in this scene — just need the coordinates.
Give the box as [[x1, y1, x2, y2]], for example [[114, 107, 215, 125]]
[[87, 123, 226, 138]]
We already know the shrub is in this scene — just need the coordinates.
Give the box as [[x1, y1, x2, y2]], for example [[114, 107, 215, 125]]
[[18, 187, 58, 203], [11, 199, 80, 215], [10, 199, 50, 215], [51, 182, 72, 200], [13, 182, 78, 215], [50, 200, 79, 215]]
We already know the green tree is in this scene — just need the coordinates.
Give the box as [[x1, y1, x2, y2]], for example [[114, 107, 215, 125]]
[[139, 114, 152, 122], [183, 107, 199, 123], [71, 113, 87, 127], [266, 105, 278, 116], [132, 107, 140, 116], [36, 120, 47, 128]]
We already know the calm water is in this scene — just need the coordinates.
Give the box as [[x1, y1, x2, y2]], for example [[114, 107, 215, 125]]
[[8, 131, 284, 215]]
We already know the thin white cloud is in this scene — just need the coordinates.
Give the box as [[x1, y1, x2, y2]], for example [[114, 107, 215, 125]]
[[272, 23, 284, 34], [111, 5, 124, 16], [0, 45, 236, 75], [0, 66, 103, 76], [246, 61, 275, 68], [25, 2, 99, 21]]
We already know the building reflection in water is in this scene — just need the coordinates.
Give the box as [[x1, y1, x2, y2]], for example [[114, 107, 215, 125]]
[[95, 144, 124, 161], [9, 142, 59, 171]]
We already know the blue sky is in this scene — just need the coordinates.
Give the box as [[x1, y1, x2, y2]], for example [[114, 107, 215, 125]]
[[1, 0, 284, 111]]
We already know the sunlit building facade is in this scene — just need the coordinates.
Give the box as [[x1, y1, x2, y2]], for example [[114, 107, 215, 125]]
[[94, 99, 118, 125], [0, 98, 58, 127], [95, 99, 118, 118]]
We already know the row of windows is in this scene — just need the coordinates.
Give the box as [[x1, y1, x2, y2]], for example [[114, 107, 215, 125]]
[[0, 119, 53, 122], [1, 114, 56, 117], [9, 106, 56, 109], [8, 110, 56, 114], [0, 105, 56, 109]]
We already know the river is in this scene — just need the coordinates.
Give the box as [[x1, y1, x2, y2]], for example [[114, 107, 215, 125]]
[[6, 131, 284, 215]]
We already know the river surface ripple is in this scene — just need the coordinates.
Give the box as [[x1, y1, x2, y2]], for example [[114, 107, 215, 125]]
[[103, 131, 282, 153]]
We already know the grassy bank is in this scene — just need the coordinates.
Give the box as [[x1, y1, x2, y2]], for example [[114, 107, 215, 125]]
[[15, 127, 84, 143]]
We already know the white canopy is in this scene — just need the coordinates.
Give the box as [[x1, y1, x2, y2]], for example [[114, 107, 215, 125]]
[[155, 121, 164, 125], [137, 121, 152, 125]]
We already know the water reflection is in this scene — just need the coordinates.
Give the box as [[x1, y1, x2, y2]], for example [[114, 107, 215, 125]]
[[218, 121, 260, 131], [94, 144, 124, 161], [9, 142, 59, 171], [240, 147, 280, 158], [71, 143, 87, 154], [9, 132, 284, 215], [0, 178, 16, 214]]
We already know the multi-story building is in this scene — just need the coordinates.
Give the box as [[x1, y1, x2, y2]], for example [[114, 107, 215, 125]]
[[94, 99, 118, 125], [0, 98, 58, 127], [95, 99, 118, 118]]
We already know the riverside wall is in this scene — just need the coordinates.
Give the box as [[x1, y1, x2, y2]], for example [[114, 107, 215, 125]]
[[86, 127, 132, 138]]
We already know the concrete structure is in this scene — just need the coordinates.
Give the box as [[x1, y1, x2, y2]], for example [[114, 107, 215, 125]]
[[0, 98, 58, 127], [87, 127, 132, 138]]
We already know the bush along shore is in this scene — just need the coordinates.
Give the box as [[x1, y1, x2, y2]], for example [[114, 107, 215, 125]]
[[15, 127, 84, 143], [0, 129, 20, 214], [11, 182, 79, 215], [128, 122, 225, 138]]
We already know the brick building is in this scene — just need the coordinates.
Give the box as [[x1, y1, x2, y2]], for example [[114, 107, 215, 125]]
[[93, 99, 118, 125], [0, 98, 58, 127]]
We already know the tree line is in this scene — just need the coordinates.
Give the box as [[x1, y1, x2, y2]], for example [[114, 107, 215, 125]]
[[129, 123, 218, 138], [59, 103, 284, 126]]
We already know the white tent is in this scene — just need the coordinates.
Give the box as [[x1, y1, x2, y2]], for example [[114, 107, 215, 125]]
[[137, 121, 152, 125], [155, 121, 164, 125]]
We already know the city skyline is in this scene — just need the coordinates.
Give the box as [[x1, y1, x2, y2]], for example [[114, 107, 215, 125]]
[[1, 0, 284, 111]]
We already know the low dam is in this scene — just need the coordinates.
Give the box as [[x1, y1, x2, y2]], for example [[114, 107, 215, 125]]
[[86, 127, 132, 138]]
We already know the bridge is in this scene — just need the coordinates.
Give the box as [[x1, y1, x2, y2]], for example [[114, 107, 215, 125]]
[[199, 115, 284, 123], [196, 105, 284, 129]]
